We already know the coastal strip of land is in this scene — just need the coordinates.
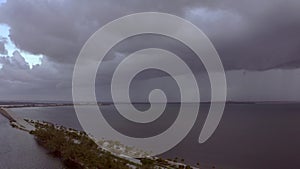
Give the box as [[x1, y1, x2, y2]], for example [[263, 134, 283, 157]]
[[0, 107, 199, 169], [0, 107, 16, 122], [0, 107, 35, 131], [0, 103, 74, 109]]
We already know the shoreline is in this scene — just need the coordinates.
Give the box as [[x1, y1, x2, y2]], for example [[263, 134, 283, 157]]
[[0, 106, 196, 169], [0, 107, 35, 131], [0, 107, 200, 169], [0, 103, 74, 109], [0, 107, 16, 122]]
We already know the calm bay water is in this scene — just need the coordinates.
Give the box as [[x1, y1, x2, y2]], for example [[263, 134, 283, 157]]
[[0, 112, 62, 169], [1, 103, 300, 169]]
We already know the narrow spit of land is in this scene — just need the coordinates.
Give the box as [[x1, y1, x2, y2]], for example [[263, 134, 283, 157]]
[[0, 107, 199, 169], [0, 107, 16, 122], [0, 107, 35, 131]]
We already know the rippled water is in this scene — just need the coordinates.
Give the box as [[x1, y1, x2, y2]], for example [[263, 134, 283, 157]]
[[3, 103, 300, 169]]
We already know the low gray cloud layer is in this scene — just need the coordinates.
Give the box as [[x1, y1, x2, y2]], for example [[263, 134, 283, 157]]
[[0, 0, 299, 101], [0, 51, 73, 101]]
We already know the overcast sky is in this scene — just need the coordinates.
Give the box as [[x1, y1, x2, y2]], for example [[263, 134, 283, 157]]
[[0, 0, 299, 102]]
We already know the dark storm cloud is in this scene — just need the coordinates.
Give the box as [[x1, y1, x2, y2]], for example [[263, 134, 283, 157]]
[[0, 0, 299, 70], [0, 0, 300, 101], [0, 0, 190, 64], [186, 0, 300, 70]]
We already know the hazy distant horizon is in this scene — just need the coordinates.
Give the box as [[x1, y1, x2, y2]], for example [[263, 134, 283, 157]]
[[2, 100, 300, 104]]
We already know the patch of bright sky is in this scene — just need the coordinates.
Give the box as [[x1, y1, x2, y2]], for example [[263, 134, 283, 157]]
[[0, 0, 6, 5], [0, 24, 42, 68]]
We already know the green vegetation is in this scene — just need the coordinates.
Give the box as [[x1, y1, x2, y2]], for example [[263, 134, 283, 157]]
[[1, 108, 208, 169], [24, 120, 198, 169], [29, 120, 135, 169]]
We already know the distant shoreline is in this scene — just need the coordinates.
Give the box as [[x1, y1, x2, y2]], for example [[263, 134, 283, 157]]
[[0, 103, 74, 109], [1, 101, 300, 109]]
